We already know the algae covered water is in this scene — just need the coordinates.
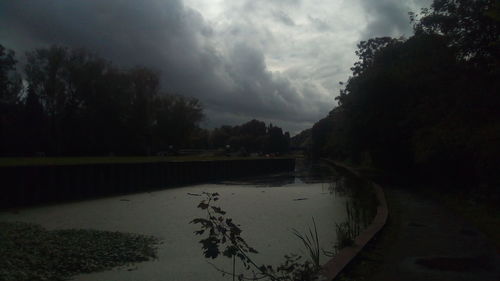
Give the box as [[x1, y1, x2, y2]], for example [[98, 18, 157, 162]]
[[0, 161, 374, 281]]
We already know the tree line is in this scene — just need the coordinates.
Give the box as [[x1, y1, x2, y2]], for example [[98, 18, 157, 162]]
[[0, 45, 291, 156], [0, 45, 202, 156], [309, 0, 499, 193], [210, 119, 290, 154]]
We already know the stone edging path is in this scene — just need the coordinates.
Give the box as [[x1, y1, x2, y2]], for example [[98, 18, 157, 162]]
[[320, 159, 500, 281], [319, 160, 389, 280]]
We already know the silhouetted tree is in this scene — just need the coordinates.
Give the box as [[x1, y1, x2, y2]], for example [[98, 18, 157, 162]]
[[413, 0, 500, 66], [311, 0, 500, 194], [0, 44, 23, 155], [1, 44, 206, 156], [152, 95, 204, 149], [209, 120, 290, 154]]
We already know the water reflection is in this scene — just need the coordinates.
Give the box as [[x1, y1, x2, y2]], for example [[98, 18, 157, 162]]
[[218, 160, 340, 187]]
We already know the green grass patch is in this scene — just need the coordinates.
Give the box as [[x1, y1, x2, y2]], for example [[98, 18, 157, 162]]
[[0, 222, 160, 281]]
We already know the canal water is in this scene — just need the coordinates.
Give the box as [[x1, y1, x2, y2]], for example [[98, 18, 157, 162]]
[[0, 161, 373, 281]]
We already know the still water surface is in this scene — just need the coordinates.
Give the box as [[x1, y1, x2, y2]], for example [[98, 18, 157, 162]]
[[0, 162, 360, 281]]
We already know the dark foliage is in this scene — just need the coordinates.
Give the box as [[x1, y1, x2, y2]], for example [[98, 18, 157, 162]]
[[290, 128, 311, 149], [191, 192, 318, 281], [311, 0, 500, 198], [0, 45, 204, 156], [210, 119, 291, 154]]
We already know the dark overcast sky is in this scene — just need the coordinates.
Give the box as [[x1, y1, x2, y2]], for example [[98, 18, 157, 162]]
[[0, 0, 431, 135]]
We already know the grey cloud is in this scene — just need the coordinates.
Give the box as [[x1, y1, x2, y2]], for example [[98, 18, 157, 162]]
[[359, 0, 414, 39], [409, 0, 433, 10], [0, 0, 430, 134], [308, 16, 331, 32], [273, 11, 296, 26], [221, 43, 322, 123], [0, 0, 323, 133], [241, 0, 302, 11]]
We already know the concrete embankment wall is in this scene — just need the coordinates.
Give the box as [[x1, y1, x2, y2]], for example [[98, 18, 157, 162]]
[[0, 158, 295, 208]]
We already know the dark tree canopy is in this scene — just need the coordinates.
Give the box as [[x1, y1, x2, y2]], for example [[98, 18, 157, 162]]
[[311, 0, 500, 197], [0, 45, 23, 154], [413, 0, 500, 65], [0, 45, 21, 104], [209, 120, 290, 154], [0, 44, 290, 156], [0, 44, 204, 156]]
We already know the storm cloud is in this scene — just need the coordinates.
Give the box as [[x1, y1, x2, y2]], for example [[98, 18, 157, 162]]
[[359, 0, 432, 38], [0, 0, 430, 134]]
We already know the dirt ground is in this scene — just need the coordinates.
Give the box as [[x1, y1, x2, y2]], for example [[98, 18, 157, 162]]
[[335, 186, 500, 281]]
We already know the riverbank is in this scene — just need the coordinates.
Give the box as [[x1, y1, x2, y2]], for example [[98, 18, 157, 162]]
[[1, 158, 294, 209], [335, 184, 500, 281], [317, 160, 387, 281]]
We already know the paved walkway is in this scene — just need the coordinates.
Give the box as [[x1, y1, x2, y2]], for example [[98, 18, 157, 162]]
[[338, 186, 499, 281]]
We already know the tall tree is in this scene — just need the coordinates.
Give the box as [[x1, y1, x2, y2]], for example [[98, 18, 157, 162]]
[[0, 44, 22, 155], [0, 44, 21, 104], [152, 94, 204, 149], [311, 0, 500, 191], [414, 0, 500, 66], [25, 46, 71, 154]]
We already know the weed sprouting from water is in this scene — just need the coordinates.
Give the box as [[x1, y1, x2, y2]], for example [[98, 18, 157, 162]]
[[190, 167, 380, 279], [191, 192, 320, 281], [328, 168, 379, 253], [291, 218, 321, 271]]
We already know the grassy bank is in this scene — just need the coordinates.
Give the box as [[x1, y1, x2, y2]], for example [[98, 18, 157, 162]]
[[0, 222, 160, 281]]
